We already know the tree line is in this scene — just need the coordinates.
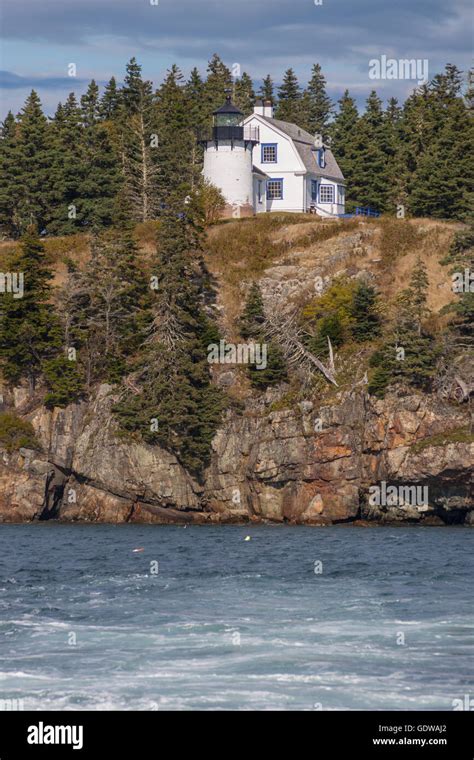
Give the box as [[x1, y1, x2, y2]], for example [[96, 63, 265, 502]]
[[0, 56, 472, 237]]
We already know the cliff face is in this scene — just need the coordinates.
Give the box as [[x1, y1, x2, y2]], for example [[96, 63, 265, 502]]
[[1, 382, 472, 525], [1, 217, 472, 525]]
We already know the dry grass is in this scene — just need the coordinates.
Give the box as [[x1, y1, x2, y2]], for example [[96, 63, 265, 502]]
[[376, 218, 461, 314]]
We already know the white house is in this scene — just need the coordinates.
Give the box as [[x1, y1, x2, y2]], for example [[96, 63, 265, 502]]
[[201, 97, 345, 218]]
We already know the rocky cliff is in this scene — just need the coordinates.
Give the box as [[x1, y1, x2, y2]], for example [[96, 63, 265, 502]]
[[1, 216, 472, 525], [1, 381, 472, 525]]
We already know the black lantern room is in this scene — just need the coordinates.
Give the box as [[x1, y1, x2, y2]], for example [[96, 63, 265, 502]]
[[212, 95, 244, 141]]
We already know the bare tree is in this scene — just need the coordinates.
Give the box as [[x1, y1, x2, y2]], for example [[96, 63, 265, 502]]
[[262, 309, 338, 386]]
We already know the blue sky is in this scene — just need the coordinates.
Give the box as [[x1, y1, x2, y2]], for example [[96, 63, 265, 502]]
[[0, 0, 472, 118]]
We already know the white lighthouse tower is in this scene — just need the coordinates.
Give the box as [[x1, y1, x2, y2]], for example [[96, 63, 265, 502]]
[[201, 95, 260, 218]]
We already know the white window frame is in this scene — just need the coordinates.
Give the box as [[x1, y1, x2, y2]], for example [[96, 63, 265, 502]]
[[319, 184, 334, 204]]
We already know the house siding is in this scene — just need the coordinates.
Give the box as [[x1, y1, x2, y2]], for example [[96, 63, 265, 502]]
[[245, 114, 345, 216]]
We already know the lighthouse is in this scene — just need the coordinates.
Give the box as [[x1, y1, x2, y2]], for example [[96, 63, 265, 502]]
[[201, 95, 260, 218]]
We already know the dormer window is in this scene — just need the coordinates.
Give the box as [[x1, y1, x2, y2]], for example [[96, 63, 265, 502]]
[[316, 148, 326, 168]]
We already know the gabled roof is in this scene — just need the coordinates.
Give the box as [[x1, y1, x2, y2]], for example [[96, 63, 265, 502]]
[[255, 115, 345, 183]]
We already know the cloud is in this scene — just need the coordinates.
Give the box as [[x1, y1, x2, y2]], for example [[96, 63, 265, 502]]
[[1, 0, 470, 116], [1, 0, 471, 60], [0, 70, 90, 90]]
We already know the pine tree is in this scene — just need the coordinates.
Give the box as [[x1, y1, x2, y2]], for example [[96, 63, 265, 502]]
[[276, 68, 302, 123], [204, 54, 233, 120], [99, 77, 122, 120], [239, 282, 265, 339], [350, 91, 391, 211], [0, 227, 61, 390], [0, 112, 19, 237], [122, 57, 152, 114], [259, 75, 274, 102], [329, 91, 359, 212], [47, 94, 83, 235], [409, 68, 473, 220], [114, 196, 225, 476], [239, 282, 287, 388], [440, 226, 474, 348], [301, 63, 333, 138], [351, 282, 381, 341], [185, 67, 206, 129], [120, 58, 158, 220], [368, 259, 438, 396], [7, 91, 53, 235], [234, 72, 255, 116], [384, 97, 405, 210], [80, 224, 149, 385], [80, 80, 101, 128], [405, 256, 429, 334], [78, 84, 122, 229], [155, 65, 195, 203]]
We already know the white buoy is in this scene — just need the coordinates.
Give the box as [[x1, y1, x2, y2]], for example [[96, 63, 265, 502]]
[[244, 536, 251, 541]]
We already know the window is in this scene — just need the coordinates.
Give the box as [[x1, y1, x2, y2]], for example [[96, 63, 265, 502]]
[[319, 184, 334, 203], [311, 180, 318, 202], [315, 148, 326, 168], [257, 180, 263, 203], [337, 185, 345, 205], [262, 143, 277, 163], [267, 179, 283, 200]]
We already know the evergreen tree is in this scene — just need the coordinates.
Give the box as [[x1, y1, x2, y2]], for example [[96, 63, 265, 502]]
[[122, 57, 152, 114], [80, 80, 101, 128], [99, 77, 122, 120], [204, 54, 233, 119], [368, 260, 438, 396], [259, 75, 274, 102], [81, 224, 148, 385], [239, 282, 287, 388], [7, 91, 53, 235], [405, 256, 429, 334], [409, 69, 473, 219], [276, 68, 302, 123], [185, 67, 207, 129], [78, 88, 122, 229], [351, 282, 381, 341], [185, 68, 207, 185], [239, 282, 266, 339], [384, 97, 405, 210], [350, 91, 391, 211], [0, 112, 19, 237], [120, 58, 158, 220], [155, 65, 195, 203], [234, 72, 255, 116], [47, 94, 83, 235], [114, 196, 225, 476], [440, 226, 474, 348], [0, 227, 61, 390], [309, 314, 344, 357], [301, 63, 333, 138], [329, 91, 359, 211]]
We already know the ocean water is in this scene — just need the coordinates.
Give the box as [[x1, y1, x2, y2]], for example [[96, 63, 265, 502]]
[[0, 523, 472, 711]]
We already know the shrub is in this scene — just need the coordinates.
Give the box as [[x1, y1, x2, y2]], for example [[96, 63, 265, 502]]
[[0, 412, 39, 452]]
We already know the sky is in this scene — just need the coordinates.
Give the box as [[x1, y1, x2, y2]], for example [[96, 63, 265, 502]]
[[0, 0, 472, 118]]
